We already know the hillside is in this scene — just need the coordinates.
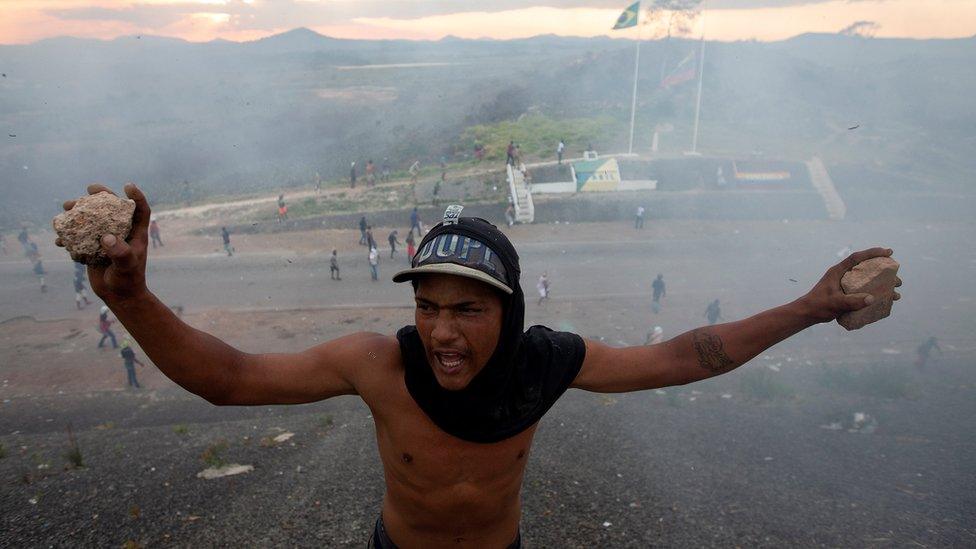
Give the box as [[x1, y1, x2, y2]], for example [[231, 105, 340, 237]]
[[1, 30, 973, 225]]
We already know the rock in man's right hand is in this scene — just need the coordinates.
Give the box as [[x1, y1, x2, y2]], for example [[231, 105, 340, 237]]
[[59, 183, 152, 303]]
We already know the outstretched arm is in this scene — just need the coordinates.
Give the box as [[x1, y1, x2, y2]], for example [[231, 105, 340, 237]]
[[573, 248, 901, 393], [60, 184, 364, 406]]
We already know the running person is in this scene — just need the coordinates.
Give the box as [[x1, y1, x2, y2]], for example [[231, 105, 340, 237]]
[[409, 161, 420, 185], [368, 246, 379, 281], [915, 336, 942, 369], [330, 249, 341, 281], [221, 227, 233, 256], [405, 230, 416, 260], [74, 263, 92, 309], [366, 226, 377, 251], [149, 217, 164, 248], [59, 184, 901, 548], [120, 338, 146, 389], [366, 160, 376, 187], [359, 216, 369, 246], [388, 230, 402, 259], [276, 194, 288, 222], [18, 226, 31, 256], [97, 305, 117, 349], [536, 272, 550, 306], [705, 299, 722, 325], [410, 207, 421, 237], [652, 274, 665, 314], [32, 257, 47, 292]]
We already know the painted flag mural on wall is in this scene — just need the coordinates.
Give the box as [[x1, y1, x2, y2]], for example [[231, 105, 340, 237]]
[[613, 1, 641, 30], [661, 50, 696, 88], [573, 158, 623, 191]]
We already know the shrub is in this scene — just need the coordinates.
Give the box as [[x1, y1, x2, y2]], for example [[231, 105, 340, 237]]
[[460, 114, 619, 162], [201, 439, 229, 468], [65, 424, 83, 468], [65, 446, 84, 468]]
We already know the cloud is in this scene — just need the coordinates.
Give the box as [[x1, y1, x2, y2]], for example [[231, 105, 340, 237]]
[[838, 20, 881, 36], [42, 0, 826, 30], [2, 0, 973, 44], [47, 5, 188, 26]]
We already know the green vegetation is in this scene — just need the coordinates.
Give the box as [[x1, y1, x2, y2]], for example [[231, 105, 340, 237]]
[[740, 368, 795, 402], [461, 114, 620, 163], [65, 446, 84, 469], [65, 424, 84, 468], [201, 439, 229, 468], [0, 443, 6, 459], [815, 364, 912, 399], [318, 414, 335, 429], [173, 424, 189, 435], [251, 187, 412, 222], [5, 34, 973, 227]]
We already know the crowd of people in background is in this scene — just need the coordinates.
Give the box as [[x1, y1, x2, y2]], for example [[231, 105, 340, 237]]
[[4, 137, 946, 392], [346, 209, 429, 284]]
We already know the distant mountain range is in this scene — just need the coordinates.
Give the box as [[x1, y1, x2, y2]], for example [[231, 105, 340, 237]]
[[1, 29, 973, 225]]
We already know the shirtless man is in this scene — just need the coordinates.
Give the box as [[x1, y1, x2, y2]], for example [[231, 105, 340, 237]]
[[61, 184, 900, 548]]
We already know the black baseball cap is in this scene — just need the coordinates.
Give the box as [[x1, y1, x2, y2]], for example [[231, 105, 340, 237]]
[[392, 206, 515, 295]]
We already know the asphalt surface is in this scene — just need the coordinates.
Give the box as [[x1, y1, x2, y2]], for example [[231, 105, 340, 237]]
[[2, 219, 975, 547], [3, 220, 975, 336], [1, 357, 974, 548]]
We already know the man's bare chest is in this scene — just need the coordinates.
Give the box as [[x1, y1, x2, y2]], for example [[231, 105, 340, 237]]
[[365, 376, 537, 490]]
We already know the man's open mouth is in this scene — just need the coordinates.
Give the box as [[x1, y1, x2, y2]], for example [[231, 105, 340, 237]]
[[434, 351, 465, 374]]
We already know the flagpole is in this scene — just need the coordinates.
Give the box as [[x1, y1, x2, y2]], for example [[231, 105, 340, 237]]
[[690, 17, 706, 154], [627, 11, 641, 155]]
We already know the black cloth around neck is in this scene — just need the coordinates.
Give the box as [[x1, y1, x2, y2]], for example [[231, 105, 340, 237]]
[[397, 217, 585, 443]]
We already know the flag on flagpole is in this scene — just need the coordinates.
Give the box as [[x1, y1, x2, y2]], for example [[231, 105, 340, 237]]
[[613, 1, 640, 30], [661, 50, 696, 88]]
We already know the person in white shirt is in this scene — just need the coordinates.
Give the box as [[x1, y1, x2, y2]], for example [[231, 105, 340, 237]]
[[369, 247, 379, 281], [536, 272, 550, 306]]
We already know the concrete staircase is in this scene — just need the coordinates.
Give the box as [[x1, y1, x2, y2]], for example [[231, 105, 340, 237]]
[[806, 156, 846, 220], [507, 164, 535, 223]]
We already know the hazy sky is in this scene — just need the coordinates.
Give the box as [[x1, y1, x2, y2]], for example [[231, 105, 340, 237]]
[[1, 0, 974, 44]]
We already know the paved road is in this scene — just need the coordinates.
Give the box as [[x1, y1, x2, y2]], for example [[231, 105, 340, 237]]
[[0, 236, 820, 319], [2, 221, 974, 345], [2, 220, 975, 547]]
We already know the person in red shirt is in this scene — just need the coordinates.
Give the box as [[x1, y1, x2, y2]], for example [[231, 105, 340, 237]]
[[97, 306, 118, 349]]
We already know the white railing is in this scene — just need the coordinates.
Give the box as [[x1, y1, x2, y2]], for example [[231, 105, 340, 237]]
[[507, 163, 535, 223]]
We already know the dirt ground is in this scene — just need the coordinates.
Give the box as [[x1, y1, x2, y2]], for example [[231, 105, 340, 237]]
[[2, 209, 975, 547], [1, 295, 975, 547]]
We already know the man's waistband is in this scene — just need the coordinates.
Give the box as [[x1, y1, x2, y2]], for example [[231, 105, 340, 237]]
[[368, 515, 521, 549]]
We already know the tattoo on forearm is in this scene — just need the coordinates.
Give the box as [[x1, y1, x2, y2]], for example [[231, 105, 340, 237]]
[[692, 329, 735, 373]]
